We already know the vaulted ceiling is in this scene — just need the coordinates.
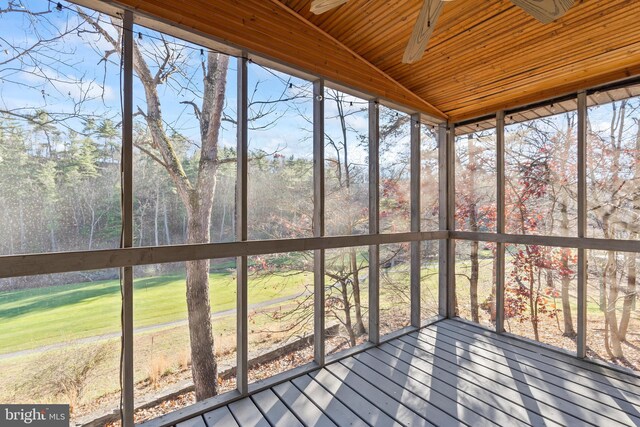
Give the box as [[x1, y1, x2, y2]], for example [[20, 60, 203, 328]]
[[107, 0, 640, 123], [279, 0, 640, 122]]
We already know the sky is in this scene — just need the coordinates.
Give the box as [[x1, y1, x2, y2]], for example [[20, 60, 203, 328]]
[[0, 0, 377, 161]]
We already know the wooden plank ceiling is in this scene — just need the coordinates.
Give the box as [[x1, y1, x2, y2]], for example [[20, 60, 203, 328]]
[[110, 0, 640, 122], [280, 0, 640, 122]]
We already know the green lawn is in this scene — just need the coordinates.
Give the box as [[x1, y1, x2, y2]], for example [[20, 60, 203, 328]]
[[0, 269, 309, 354]]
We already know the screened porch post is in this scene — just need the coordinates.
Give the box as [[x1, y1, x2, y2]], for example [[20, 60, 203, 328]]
[[496, 111, 506, 333], [121, 9, 135, 427], [438, 123, 449, 317], [369, 99, 380, 344], [313, 79, 326, 365], [410, 113, 422, 327], [236, 55, 249, 395], [577, 90, 588, 358]]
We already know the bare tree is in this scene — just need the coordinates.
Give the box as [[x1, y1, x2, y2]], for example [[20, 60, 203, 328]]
[[57, 8, 228, 398]]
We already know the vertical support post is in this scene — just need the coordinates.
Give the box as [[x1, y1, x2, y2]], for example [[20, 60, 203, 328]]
[[313, 80, 326, 365], [446, 123, 456, 318], [438, 123, 448, 317], [236, 55, 249, 393], [495, 111, 506, 333], [577, 91, 587, 358], [369, 99, 380, 344], [410, 114, 422, 327], [121, 10, 134, 427]]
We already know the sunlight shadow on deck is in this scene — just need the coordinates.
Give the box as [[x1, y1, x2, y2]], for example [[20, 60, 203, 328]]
[[150, 319, 640, 427]]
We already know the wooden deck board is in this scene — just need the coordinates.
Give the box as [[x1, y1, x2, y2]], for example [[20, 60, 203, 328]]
[[442, 320, 640, 391], [355, 348, 538, 427], [176, 415, 207, 427], [160, 319, 640, 427], [416, 324, 640, 418], [394, 334, 632, 426], [227, 398, 270, 427], [250, 389, 302, 427], [202, 406, 238, 427], [374, 342, 567, 427], [343, 354, 502, 426], [432, 321, 640, 408], [272, 381, 337, 427], [291, 374, 368, 426], [309, 368, 403, 427]]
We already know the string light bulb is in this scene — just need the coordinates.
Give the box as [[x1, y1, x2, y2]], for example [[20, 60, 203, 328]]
[[138, 32, 143, 40], [56, 2, 63, 11]]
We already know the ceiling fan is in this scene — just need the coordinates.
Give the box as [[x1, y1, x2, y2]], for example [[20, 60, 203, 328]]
[[309, 0, 575, 64]]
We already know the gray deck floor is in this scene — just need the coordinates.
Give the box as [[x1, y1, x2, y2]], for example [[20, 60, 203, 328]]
[[175, 319, 640, 427]]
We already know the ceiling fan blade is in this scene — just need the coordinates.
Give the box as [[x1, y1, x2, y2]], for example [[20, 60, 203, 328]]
[[310, 0, 349, 14], [403, 0, 446, 64], [510, 0, 575, 24]]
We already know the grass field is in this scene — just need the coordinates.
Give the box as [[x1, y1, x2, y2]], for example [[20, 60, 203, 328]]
[[0, 267, 310, 354], [0, 259, 441, 417]]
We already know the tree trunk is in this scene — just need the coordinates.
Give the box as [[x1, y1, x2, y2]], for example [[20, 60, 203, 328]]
[[529, 255, 539, 341], [89, 207, 95, 250], [19, 198, 25, 252], [163, 195, 171, 245], [219, 201, 226, 242], [5, 203, 15, 253], [470, 240, 479, 323], [559, 184, 575, 337], [561, 272, 575, 337], [340, 279, 356, 347], [605, 250, 624, 358], [619, 252, 636, 341], [489, 254, 497, 322], [49, 217, 57, 252], [350, 248, 366, 336], [186, 204, 217, 400], [154, 183, 160, 246]]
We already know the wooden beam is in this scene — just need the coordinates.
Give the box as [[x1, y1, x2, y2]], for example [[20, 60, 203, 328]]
[[313, 79, 326, 366], [236, 56, 249, 395], [107, 0, 446, 119], [369, 99, 380, 344], [0, 232, 447, 279], [446, 124, 456, 318], [448, 62, 640, 123], [410, 113, 421, 327], [576, 90, 587, 359], [495, 111, 505, 334], [438, 123, 449, 318], [451, 231, 640, 253], [121, 10, 134, 427]]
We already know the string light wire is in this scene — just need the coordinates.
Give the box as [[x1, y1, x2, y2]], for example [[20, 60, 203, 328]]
[[47, 0, 371, 107]]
